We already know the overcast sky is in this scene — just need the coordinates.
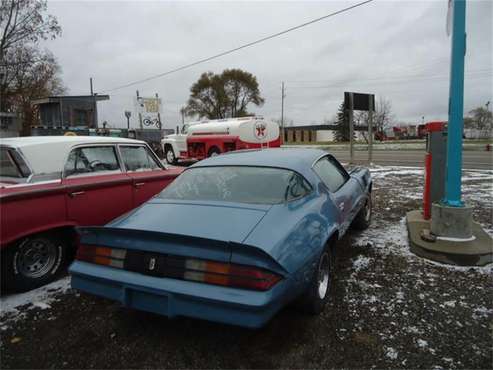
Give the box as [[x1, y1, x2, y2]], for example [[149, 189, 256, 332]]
[[43, 0, 492, 130]]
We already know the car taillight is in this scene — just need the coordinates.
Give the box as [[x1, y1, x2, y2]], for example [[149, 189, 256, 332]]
[[76, 244, 126, 268], [184, 259, 282, 291], [76, 245, 281, 291]]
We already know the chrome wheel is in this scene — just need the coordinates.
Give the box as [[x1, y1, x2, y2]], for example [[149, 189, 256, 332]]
[[16, 239, 57, 279], [166, 149, 175, 164], [317, 252, 330, 299]]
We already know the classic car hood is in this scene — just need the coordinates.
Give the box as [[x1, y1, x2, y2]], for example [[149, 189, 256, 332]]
[[108, 199, 270, 244]]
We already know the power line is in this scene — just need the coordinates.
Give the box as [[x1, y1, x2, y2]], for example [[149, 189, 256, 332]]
[[100, 0, 375, 93]]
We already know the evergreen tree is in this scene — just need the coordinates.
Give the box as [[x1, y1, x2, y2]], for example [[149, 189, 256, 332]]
[[334, 102, 352, 142]]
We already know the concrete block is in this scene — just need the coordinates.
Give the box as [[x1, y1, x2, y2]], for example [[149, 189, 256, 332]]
[[406, 210, 493, 266], [430, 202, 473, 239]]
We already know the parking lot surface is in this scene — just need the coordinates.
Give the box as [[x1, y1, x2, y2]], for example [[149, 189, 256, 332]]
[[1, 166, 492, 369]]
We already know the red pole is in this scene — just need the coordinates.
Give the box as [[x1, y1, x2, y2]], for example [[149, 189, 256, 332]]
[[423, 153, 432, 220]]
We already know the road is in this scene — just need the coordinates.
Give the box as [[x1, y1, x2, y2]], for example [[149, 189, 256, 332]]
[[325, 149, 492, 170]]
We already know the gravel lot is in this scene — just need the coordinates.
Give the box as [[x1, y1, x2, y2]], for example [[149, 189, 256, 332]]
[[1, 166, 492, 369]]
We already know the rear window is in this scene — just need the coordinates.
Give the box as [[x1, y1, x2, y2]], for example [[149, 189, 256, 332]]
[[120, 146, 161, 172], [0, 147, 30, 178], [159, 166, 312, 205]]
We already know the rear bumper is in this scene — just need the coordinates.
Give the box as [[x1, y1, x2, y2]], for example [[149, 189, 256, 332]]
[[69, 261, 291, 328]]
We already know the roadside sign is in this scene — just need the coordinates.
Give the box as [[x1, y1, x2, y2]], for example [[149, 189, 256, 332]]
[[344, 92, 375, 111], [135, 96, 162, 128]]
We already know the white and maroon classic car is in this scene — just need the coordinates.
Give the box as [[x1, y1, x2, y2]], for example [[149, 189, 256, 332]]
[[0, 136, 183, 292]]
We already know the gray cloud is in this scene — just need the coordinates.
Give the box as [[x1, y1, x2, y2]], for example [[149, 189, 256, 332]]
[[42, 0, 492, 129]]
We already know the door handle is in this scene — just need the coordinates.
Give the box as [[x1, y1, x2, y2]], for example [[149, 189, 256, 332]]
[[69, 191, 85, 198], [134, 182, 145, 188]]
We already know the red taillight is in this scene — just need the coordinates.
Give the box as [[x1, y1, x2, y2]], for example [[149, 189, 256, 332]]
[[184, 259, 282, 291], [76, 244, 126, 268]]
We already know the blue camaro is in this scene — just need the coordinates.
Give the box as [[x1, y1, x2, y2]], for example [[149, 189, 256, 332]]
[[69, 148, 372, 328]]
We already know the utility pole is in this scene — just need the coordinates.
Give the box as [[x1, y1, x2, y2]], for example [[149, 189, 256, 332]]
[[368, 94, 374, 164], [156, 92, 162, 130], [281, 82, 285, 140], [90, 77, 98, 129], [443, 0, 466, 207], [136, 90, 143, 129], [348, 93, 354, 164]]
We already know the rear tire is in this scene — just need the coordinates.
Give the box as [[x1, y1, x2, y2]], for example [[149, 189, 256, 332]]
[[2, 233, 68, 293], [207, 147, 221, 157], [300, 243, 335, 315], [352, 194, 372, 230], [165, 146, 177, 165]]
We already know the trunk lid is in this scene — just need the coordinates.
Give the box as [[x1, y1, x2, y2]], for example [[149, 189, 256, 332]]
[[108, 199, 270, 244]]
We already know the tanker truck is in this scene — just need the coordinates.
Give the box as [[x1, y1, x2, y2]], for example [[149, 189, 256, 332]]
[[161, 116, 280, 164]]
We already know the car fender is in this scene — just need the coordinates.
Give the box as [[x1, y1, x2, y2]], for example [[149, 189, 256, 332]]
[[161, 139, 180, 155]]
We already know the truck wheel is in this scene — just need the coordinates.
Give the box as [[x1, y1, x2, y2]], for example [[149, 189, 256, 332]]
[[300, 243, 335, 315], [352, 195, 372, 230], [165, 146, 177, 164], [2, 234, 67, 292], [208, 147, 221, 157]]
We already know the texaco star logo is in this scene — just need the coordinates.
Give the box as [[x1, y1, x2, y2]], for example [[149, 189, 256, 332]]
[[254, 122, 267, 139]]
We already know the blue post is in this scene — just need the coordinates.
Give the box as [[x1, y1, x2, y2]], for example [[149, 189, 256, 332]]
[[443, 0, 466, 207]]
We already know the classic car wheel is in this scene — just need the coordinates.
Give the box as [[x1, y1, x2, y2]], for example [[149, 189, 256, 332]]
[[3, 234, 67, 292], [301, 244, 335, 314], [352, 195, 372, 230], [165, 147, 177, 164]]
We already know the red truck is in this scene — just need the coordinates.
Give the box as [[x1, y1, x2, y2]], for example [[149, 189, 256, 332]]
[[0, 136, 182, 292]]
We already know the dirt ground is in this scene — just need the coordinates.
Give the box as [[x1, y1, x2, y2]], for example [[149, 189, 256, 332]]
[[1, 166, 492, 369]]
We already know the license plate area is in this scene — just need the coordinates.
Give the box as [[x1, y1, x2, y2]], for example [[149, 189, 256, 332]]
[[128, 289, 169, 315]]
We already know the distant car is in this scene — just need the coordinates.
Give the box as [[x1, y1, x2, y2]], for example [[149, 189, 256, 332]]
[[70, 148, 372, 328], [0, 136, 183, 292]]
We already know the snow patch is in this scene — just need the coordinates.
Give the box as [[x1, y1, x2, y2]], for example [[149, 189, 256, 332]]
[[385, 347, 398, 360], [353, 256, 371, 272], [0, 277, 71, 328]]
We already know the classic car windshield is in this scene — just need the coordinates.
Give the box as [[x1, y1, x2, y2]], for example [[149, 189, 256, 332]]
[[159, 166, 312, 205]]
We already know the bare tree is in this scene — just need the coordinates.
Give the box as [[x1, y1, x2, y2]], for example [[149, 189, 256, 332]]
[[3, 45, 64, 133], [0, 0, 61, 61], [468, 106, 492, 130], [0, 0, 63, 133], [353, 97, 395, 135]]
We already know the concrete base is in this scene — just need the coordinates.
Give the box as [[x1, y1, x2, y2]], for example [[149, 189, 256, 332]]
[[406, 210, 493, 266], [431, 203, 473, 239]]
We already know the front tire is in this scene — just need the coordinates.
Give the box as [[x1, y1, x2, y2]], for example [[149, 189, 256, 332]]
[[165, 146, 177, 165], [2, 234, 67, 292], [300, 244, 335, 315]]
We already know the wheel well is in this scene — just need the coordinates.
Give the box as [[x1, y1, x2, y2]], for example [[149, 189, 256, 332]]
[[164, 143, 173, 152], [5, 226, 77, 255], [208, 146, 221, 155]]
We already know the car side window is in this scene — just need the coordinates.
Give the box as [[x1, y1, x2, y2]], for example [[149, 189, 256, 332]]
[[313, 156, 349, 192], [64, 146, 121, 178], [120, 146, 161, 172]]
